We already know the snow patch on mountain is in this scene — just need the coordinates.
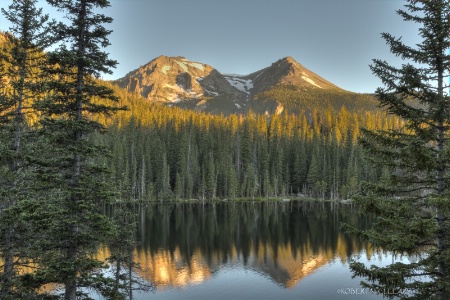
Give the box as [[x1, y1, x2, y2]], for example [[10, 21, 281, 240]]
[[164, 83, 185, 93], [175, 60, 188, 72], [223, 73, 247, 77], [204, 87, 219, 96], [301, 72, 322, 88], [254, 72, 264, 79], [162, 66, 171, 74], [189, 62, 204, 70], [167, 93, 181, 103], [164, 83, 203, 100], [174, 58, 204, 71], [223, 75, 253, 95]]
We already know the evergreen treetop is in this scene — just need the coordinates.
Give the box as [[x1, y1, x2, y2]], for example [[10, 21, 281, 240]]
[[346, 1, 450, 299]]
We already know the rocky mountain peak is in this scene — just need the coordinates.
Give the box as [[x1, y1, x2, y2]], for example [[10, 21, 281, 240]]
[[250, 56, 340, 92], [113, 56, 248, 114], [282, 55, 296, 62], [113, 55, 343, 115], [279, 56, 301, 68]]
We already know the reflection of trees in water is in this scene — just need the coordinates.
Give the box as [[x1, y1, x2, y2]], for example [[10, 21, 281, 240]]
[[96, 202, 374, 290], [137, 201, 371, 266]]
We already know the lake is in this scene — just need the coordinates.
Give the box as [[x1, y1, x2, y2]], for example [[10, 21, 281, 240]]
[[95, 200, 412, 299]]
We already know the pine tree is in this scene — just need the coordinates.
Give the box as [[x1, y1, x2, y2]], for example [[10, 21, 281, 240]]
[[206, 151, 216, 199], [107, 202, 154, 300], [306, 150, 320, 196], [33, 0, 123, 298], [0, 1, 49, 298], [345, 1, 450, 299]]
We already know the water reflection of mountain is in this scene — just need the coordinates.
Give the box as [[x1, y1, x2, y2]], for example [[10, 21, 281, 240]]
[[104, 201, 373, 290], [247, 243, 331, 288], [134, 248, 212, 289]]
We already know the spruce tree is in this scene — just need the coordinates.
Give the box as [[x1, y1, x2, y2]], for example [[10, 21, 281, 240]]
[[306, 151, 320, 196], [0, 1, 48, 298], [345, 1, 450, 299], [107, 203, 154, 299], [33, 0, 122, 299]]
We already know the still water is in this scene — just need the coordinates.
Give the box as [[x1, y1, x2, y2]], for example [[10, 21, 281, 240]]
[[97, 200, 411, 300]]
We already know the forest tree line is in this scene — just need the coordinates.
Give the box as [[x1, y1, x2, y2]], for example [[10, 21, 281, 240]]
[[97, 83, 403, 201], [0, 15, 401, 203]]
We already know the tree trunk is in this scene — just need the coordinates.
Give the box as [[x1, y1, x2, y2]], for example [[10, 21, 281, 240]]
[[1, 228, 14, 299], [1, 20, 28, 299], [128, 246, 133, 300], [65, 1, 87, 298], [64, 244, 77, 300], [435, 61, 448, 300], [114, 248, 121, 296]]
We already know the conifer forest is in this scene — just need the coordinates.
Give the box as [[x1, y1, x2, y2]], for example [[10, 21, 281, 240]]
[[0, 0, 449, 299]]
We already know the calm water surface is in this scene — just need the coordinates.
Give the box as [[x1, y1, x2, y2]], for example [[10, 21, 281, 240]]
[[96, 201, 411, 299]]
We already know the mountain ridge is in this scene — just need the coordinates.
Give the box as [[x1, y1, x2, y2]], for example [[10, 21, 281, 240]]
[[112, 55, 370, 115], [114, 55, 248, 114], [246, 56, 343, 95]]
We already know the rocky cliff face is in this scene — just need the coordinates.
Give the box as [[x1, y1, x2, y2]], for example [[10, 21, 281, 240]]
[[248, 56, 341, 95], [114, 56, 248, 114], [114, 55, 343, 115]]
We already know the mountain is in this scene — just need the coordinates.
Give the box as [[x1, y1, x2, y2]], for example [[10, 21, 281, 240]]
[[114, 55, 248, 114], [244, 56, 342, 95], [113, 55, 362, 115], [1, 31, 377, 117]]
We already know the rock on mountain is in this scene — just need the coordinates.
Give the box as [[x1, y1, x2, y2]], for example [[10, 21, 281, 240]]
[[113, 55, 344, 115], [113, 56, 248, 114], [248, 56, 341, 94]]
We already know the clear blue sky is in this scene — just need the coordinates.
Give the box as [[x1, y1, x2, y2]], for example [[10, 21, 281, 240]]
[[0, 0, 421, 93]]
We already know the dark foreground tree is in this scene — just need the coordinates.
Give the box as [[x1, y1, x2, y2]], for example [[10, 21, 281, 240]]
[[344, 1, 450, 299], [32, 0, 122, 299], [0, 1, 49, 298]]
